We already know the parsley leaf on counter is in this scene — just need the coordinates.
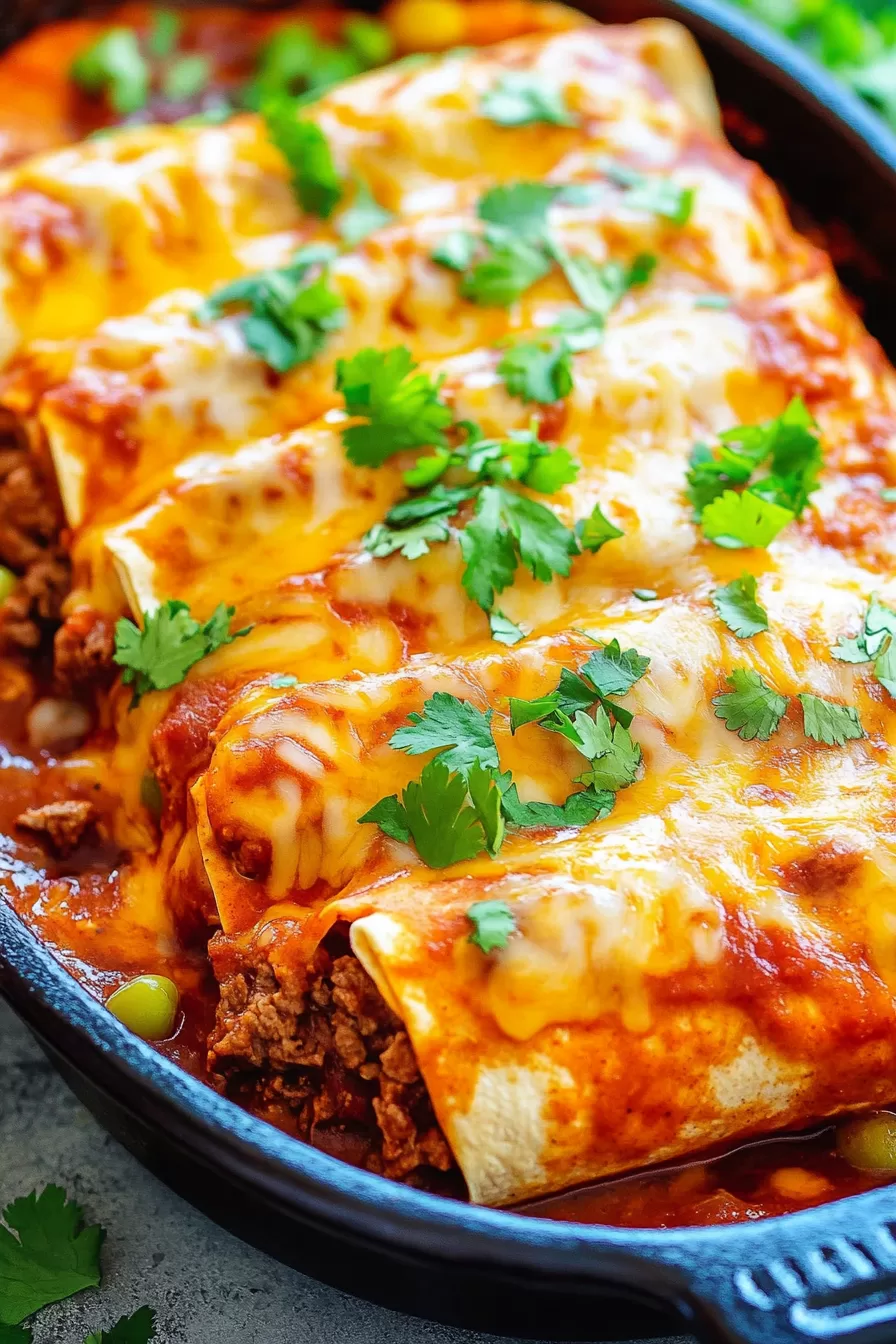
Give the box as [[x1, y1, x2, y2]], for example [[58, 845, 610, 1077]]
[[0, 1187, 103, 1327], [337, 177, 394, 246], [467, 898, 516, 953], [198, 246, 344, 373], [712, 668, 788, 741], [336, 347, 452, 466], [712, 572, 770, 638], [498, 337, 573, 404], [481, 73, 576, 128], [799, 694, 864, 745], [390, 692, 499, 775], [114, 600, 251, 706], [84, 1307, 156, 1344], [263, 106, 342, 217], [71, 29, 149, 115]]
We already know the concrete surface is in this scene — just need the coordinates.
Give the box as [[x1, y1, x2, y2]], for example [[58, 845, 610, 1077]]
[[1, 999, 689, 1344]]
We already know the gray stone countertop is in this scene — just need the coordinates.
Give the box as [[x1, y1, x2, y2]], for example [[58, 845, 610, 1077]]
[[1, 998, 689, 1344]]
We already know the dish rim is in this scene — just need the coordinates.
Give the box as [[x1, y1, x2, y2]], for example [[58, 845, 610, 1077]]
[[4, 1, 896, 1337]]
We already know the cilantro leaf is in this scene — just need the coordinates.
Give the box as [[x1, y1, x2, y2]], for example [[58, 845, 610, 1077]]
[[576, 502, 624, 552], [337, 178, 394, 246], [399, 759, 487, 868], [831, 594, 896, 664], [548, 306, 604, 351], [269, 674, 299, 688], [364, 515, 452, 560], [500, 782, 614, 828], [113, 600, 251, 706], [70, 29, 149, 115], [161, 53, 210, 102], [459, 486, 520, 612], [498, 337, 573, 404], [199, 253, 345, 373], [148, 10, 180, 59], [552, 248, 656, 319], [467, 762, 506, 856], [263, 105, 342, 217], [390, 692, 499, 775], [431, 231, 478, 272], [712, 572, 769, 638], [604, 162, 695, 225], [712, 668, 788, 741], [477, 183, 560, 238], [467, 898, 516, 953], [481, 73, 576, 127], [84, 1307, 156, 1344], [460, 236, 552, 307], [875, 640, 896, 697], [509, 693, 561, 731], [336, 347, 451, 466], [499, 489, 578, 584], [799, 694, 864, 745], [489, 611, 525, 645], [357, 794, 411, 844], [633, 588, 657, 601], [701, 489, 795, 549], [579, 639, 650, 697], [0, 1186, 103, 1327]]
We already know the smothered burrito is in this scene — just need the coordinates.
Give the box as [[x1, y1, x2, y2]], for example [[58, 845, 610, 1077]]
[[3, 5, 896, 1215]]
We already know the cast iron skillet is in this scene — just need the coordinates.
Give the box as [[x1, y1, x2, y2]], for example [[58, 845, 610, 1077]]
[[4, 3, 896, 1341]]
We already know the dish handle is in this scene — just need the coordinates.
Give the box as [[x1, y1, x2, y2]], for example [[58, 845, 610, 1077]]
[[658, 1204, 896, 1344]]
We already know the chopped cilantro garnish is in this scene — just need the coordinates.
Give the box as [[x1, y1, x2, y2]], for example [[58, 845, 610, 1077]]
[[147, 10, 179, 59], [712, 573, 770, 637], [337, 178, 394, 246], [881, 486, 896, 502], [576, 502, 625, 553], [500, 783, 614, 828], [432, 231, 478, 272], [160, 53, 210, 102], [552, 248, 656, 319], [694, 294, 731, 310], [390, 692, 499, 775], [481, 73, 576, 127], [489, 611, 525, 645], [84, 1307, 156, 1344], [689, 399, 822, 548], [336, 347, 452, 466], [263, 105, 342, 217], [269, 674, 299, 688], [0, 1186, 103, 1328], [830, 593, 896, 699], [444, 185, 559, 307], [360, 759, 488, 868], [799, 694, 864, 745], [460, 236, 552, 307], [70, 29, 149, 115], [477, 183, 560, 237], [460, 485, 578, 609], [114, 600, 251, 707], [197, 247, 344, 372], [244, 17, 391, 109], [701, 489, 796, 549], [467, 898, 516, 952], [498, 337, 573, 404], [633, 588, 657, 601], [603, 162, 695, 225], [712, 668, 788, 741]]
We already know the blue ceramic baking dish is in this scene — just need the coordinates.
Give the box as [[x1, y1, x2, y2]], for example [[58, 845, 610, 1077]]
[[4, 3, 896, 1341]]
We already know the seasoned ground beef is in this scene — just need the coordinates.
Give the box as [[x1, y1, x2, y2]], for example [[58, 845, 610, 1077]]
[[209, 929, 458, 1190], [16, 798, 96, 856], [53, 606, 116, 692], [0, 429, 70, 653]]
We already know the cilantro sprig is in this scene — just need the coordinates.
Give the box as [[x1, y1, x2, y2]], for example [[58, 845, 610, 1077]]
[[335, 347, 452, 467], [481, 73, 576, 128], [355, 416, 622, 631], [712, 573, 769, 638], [71, 11, 217, 119], [831, 594, 896, 698], [360, 647, 647, 866], [713, 667, 863, 746], [197, 245, 344, 372], [113, 600, 252, 707], [243, 16, 392, 110], [263, 105, 343, 217], [467, 899, 516, 953], [688, 398, 823, 549]]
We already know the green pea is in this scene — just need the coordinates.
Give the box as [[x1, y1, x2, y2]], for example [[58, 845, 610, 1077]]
[[837, 1112, 896, 1170], [106, 975, 179, 1041], [0, 566, 17, 604]]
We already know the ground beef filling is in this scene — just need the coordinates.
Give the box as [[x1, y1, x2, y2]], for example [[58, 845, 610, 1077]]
[[16, 798, 96, 856], [209, 932, 459, 1191], [0, 438, 70, 652]]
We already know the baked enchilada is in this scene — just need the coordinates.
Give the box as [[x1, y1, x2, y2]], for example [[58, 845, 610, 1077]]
[[2, 0, 896, 1224]]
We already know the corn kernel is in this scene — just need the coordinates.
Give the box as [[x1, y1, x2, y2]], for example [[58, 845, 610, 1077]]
[[388, 0, 466, 53]]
